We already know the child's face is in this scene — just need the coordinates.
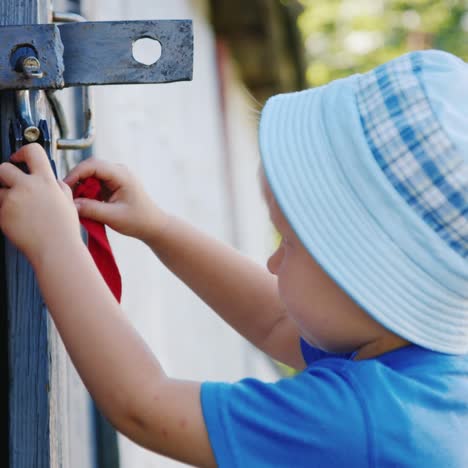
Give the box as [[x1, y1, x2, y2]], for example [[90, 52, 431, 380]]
[[260, 169, 407, 356]]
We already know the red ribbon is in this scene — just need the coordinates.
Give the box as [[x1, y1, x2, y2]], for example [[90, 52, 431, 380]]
[[73, 176, 122, 302]]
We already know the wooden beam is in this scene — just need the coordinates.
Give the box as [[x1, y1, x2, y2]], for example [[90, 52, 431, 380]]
[[1, 2, 59, 467]]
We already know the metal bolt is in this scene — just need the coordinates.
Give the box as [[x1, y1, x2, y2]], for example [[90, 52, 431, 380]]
[[23, 126, 40, 142], [21, 56, 43, 79]]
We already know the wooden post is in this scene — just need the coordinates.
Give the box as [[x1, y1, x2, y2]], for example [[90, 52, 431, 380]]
[[0, 2, 95, 467], [0, 2, 56, 467]]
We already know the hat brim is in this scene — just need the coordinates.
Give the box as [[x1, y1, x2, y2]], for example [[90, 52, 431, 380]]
[[259, 77, 468, 354]]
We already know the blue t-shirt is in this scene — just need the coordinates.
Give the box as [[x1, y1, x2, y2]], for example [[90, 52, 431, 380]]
[[201, 340, 468, 467]]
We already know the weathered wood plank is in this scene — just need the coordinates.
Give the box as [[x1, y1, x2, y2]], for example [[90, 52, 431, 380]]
[[5, 243, 50, 468], [0, 192, 10, 465], [1, 2, 55, 467], [0, 101, 51, 465], [1, 1, 109, 467], [0, 0, 49, 25]]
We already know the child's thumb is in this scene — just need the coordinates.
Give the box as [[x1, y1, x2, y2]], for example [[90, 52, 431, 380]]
[[74, 198, 114, 224]]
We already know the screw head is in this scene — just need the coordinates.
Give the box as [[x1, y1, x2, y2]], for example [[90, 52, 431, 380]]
[[23, 126, 40, 142], [22, 56, 40, 69], [22, 56, 43, 79]]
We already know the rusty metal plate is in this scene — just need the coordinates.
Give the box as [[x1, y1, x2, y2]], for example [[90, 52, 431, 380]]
[[0, 24, 65, 90], [58, 20, 193, 87]]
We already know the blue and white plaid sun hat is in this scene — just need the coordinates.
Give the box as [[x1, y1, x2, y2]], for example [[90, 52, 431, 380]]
[[260, 50, 468, 354]]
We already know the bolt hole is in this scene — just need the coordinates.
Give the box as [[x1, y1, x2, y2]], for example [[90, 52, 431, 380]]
[[132, 38, 162, 66]]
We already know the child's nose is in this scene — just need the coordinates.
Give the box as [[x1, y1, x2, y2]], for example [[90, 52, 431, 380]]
[[267, 244, 285, 275]]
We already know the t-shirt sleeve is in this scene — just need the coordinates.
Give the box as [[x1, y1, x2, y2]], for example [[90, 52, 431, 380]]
[[201, 366, 368, 467], [300, 337, 353, 365]]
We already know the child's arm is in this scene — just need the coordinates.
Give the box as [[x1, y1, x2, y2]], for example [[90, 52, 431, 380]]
[[145, 215, 305, 369], [0, 145, 215, 467], [66, 158, 306, 370]]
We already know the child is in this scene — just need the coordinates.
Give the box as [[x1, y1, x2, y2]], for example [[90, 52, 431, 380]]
[[0, 49, 467, 467]]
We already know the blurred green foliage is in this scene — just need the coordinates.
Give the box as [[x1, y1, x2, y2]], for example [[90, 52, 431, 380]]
[[298, 0, 468, 86]]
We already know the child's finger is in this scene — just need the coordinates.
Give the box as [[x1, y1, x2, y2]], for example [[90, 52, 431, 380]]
[[0, 162, 27, 188], [57, 180, 73, 201], [74, 197, 117, 224], [64, 158, 125, 192], [63, 157, 97, 186], [10, 143, 53, 178]]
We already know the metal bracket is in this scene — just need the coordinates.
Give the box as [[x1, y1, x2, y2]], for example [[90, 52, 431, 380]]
[[1, 17, 193, 151], [0, 24, 65, 90], [0, 20, 193, 90], [59, 20, 193, 87]]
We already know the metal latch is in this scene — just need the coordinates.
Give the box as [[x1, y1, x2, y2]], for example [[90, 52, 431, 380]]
[[1, 14, 193, 152], [0, 18, 193, 90]]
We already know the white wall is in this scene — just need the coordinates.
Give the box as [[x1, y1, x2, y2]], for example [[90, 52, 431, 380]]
[[81, 1, 278, 466]]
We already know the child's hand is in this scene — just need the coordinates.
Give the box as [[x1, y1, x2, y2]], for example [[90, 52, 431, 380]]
[[0, 144, 81, 265], [64, 158, 168, 241]]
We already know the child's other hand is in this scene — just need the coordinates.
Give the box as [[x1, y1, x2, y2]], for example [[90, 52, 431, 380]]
[[64, 158, 168, 241], [0, 143, 82, 264]]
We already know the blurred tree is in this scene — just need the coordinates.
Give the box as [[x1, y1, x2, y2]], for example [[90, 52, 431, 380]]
[[298, 0, 468, 86]]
